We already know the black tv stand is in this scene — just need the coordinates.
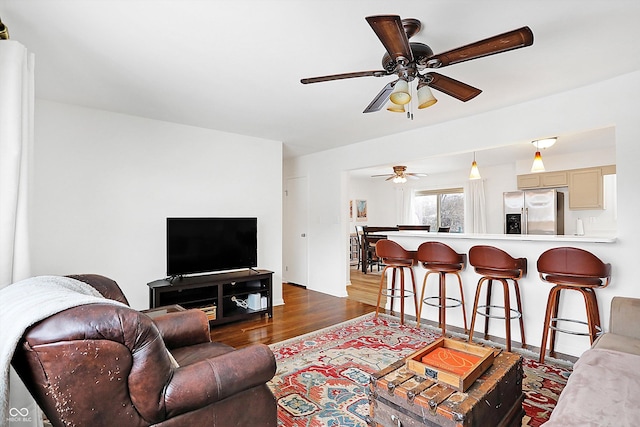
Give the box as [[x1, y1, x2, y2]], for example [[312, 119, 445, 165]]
[[147, 269, 273, 326], [167, 274, 184, 284]]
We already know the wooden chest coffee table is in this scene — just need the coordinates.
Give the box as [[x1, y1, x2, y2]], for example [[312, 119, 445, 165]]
[[368, 349, 523, 427]]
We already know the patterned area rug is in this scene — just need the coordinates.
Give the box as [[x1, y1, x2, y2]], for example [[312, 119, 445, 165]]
[[268, 313, 572, 427]]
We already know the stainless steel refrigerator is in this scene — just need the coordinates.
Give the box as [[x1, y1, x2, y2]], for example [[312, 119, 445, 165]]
[[504, 189, 564, 235]]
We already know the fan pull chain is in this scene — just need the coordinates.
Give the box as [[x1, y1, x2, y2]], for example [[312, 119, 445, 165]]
[[407, 82, 414, 120]]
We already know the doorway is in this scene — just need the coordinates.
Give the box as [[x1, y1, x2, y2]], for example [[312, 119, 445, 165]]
[[284, 177, 308, 286]]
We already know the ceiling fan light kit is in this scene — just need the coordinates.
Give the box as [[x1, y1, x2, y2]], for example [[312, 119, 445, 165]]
[[387, 103, 406, 113], [371, 165, 427, 183], [0, 17, 9, 40], [417, 82, 438, 109], [301, 14, 534, 116], [389, 79, 411, 105]]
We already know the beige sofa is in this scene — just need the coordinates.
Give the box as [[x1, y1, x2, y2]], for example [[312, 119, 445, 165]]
[[544, 296, 640, 427]]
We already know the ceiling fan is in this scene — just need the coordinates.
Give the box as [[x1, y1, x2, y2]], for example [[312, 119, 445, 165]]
[[301, 15, 534, 113], [372, 166, 427, 183]]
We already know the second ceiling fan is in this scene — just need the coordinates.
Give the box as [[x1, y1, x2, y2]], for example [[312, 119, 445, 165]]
[[301, 15, 534, 113], [372, 166, 426, 183]]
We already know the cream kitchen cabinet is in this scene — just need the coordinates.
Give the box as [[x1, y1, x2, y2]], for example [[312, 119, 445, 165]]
[[517, 171, 568, 189], [517, 165, 614, 210], [568, 167, 603, 210]]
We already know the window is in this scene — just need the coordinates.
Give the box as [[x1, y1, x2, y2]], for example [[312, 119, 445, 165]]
[[413, 188, 464, 232]]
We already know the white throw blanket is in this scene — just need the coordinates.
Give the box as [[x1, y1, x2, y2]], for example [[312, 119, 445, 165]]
[[0, 276, 128, 424]]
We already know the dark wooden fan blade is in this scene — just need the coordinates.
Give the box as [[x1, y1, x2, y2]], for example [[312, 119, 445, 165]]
[[301, 70, 388, 84], [426, 72, 482, 102], [366, 15, 413, 63], [363, 82, 394, 113], [428, 27, 534, 68]]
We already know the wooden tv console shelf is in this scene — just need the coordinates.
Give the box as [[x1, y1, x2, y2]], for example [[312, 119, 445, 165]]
[[147, 269, 273, 326]]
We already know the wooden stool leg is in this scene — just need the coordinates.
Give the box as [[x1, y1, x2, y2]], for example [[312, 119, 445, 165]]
[[468, 277, 486, 344], [375, 266, 390, 318], [409, 267, 418, 325], [499, 278, 512, 353], [400, 267, 406, 325], [454, 272, 467, 333], [417, 272, 428, 327], [439, 272, 447, 334], [540, 286, 561, 363], [548, 286, 563, 357], [591, 289, 602, 340], [389, 268, 397, 313], [583, 288, 601, 343], [483, 280, 492, 338], [513, 279, 526, 348]]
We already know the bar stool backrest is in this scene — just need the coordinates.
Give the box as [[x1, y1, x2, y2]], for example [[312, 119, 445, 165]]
[[417, 241, 464, 267], [376, 239, 414, 265], [469, 245, 527, 276], [537, 247, 611, 287]]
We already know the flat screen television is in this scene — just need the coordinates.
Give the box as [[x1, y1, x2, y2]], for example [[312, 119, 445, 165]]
[[166, 217, 257, 276]]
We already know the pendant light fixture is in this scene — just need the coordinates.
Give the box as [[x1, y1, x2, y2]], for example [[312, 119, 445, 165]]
[[530, 149, 545, 172], [530, 137, 557, 173], [469, 152, 481, 180]]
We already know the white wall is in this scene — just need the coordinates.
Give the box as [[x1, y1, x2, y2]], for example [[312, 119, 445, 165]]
[[31, 100, 283, 310], [349, 177, 397, 227], [284, 71, 640, 357]]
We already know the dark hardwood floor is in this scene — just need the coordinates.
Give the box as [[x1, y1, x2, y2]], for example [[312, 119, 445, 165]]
[[209, 282, 376, 348], [211, 273, 575, 362]]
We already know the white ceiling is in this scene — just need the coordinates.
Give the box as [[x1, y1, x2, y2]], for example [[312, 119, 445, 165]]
[[2, 1, 639, 158]]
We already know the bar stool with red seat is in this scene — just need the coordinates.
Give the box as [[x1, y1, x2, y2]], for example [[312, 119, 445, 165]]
[[416, 241, 467, 334], [374, 239, 418, 325], [537, 247, 611, 363], [467, 245, 527, 352]]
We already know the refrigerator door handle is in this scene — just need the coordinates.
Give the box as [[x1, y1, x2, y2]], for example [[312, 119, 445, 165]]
[[523, 207, 528, 234]]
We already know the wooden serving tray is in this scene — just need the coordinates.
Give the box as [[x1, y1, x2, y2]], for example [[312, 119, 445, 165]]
[[405, 337, 495, 392]]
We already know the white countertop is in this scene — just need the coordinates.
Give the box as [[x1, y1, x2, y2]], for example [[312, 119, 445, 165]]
[[385, 231, 617, 244]]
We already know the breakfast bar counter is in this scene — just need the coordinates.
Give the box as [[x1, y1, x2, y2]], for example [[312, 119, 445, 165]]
[[385, 231, 616, 244], [381, 231, 617, 358]]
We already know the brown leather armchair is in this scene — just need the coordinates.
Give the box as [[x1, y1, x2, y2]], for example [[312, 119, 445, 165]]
[[11, 274, 277, 427]]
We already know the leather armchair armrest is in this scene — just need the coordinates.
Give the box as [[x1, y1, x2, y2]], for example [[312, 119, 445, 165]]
[[152, 309, 211, 348], [163, 343, 276, 417]]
